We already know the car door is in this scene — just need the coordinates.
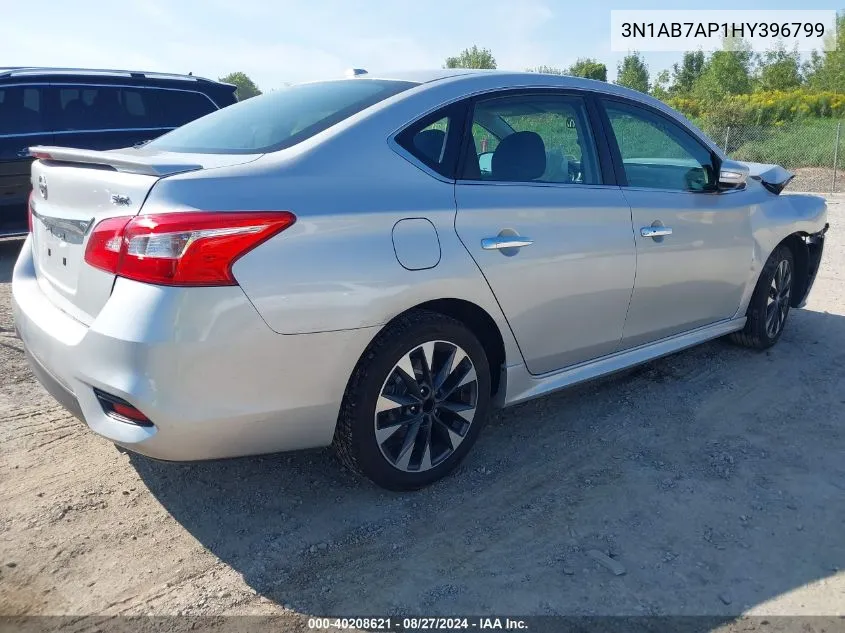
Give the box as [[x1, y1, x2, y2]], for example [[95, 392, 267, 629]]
[[454, 90, 636, 375], [599, 98, 754, 349], [0, 84, 53, 235]]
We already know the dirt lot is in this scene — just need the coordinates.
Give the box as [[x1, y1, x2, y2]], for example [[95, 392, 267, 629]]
[[1, 196, 845, 625], [791, 168, 843, 194]]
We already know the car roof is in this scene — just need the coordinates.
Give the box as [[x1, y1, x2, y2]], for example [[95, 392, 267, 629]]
[[358, 68, 664, 102], [0, 67, 235, 92], [366, 69, 495, 83]]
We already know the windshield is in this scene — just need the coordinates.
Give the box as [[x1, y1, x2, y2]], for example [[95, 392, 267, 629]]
[[145, 79, 417, 154]]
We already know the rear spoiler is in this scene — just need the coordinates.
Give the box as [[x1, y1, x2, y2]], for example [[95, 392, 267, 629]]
[[739, 161, 794, 195], [28, 146, 203, 177]]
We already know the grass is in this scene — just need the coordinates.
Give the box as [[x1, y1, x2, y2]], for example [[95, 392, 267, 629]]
[[696, 118, 844, 169]]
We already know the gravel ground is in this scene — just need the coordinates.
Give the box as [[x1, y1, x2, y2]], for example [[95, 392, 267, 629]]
[[1, 196, 844, 625]]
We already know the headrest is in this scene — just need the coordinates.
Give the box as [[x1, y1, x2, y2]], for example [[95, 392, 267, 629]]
[[414, 128, 446, 164], [491, 131, 546, 181]]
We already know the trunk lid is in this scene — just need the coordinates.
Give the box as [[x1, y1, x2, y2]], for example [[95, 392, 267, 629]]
[[27, 145, 260, 324]]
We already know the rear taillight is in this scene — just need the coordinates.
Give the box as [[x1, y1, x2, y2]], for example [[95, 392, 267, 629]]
[[84, 211, 295, 286], [84, 216, 133, 273]]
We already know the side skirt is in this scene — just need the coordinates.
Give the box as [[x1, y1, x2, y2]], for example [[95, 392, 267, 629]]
[[503, 318, 746, 407]]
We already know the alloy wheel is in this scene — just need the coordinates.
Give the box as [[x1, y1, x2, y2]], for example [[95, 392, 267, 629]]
[[765, 259, 792, 338], [375, 340, 478, 472]]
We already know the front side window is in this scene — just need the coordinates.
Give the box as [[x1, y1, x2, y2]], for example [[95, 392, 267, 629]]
[[0, 86, 44, 135], [604, 100, 715, 192], [461, 93, 601, 185], [146, 79, 416, 154]]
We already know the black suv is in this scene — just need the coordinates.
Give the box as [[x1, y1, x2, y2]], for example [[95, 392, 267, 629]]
[[0, 67, 238, 236]]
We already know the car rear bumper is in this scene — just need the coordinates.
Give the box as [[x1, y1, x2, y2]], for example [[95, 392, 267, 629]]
[[23, 345, 85, 421], [12, 236, 377, 461]]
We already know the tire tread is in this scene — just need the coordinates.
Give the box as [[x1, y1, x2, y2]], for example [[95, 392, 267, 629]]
[[332, 310, 474, 482]]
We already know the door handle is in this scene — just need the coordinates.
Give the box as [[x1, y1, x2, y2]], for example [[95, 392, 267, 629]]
[[481, 236, 534, 250], [17, 148, 31, 158], [640, 226, 673, 238]]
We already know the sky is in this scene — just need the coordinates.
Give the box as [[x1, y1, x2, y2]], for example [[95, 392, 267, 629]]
[[0, 0, 841, 90]]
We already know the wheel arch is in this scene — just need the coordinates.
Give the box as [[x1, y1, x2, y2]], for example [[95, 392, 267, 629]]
[[413, 298, 507, 399], [779, 232, 810, 308], [739, 228, 820, 318], [350, 298, 509, 403]]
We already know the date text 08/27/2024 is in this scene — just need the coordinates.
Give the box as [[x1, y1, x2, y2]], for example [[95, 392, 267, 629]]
[[307, 617, 528, 631]]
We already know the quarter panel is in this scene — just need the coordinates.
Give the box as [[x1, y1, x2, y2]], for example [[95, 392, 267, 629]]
[[734, 190, 828, 316], [392, 217, 441, 270], [227, 166, 522, 366]]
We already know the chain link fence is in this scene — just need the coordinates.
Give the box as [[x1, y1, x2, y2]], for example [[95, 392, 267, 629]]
[[697, 119, 845, 193]]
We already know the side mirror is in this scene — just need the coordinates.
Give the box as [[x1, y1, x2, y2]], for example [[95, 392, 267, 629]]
[[478, 151, 494, 174], [718, 159, 749, 188]]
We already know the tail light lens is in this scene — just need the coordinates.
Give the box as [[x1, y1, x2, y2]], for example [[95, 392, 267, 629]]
[[84, 211, 295, 286], [84, 216, 132, 273]]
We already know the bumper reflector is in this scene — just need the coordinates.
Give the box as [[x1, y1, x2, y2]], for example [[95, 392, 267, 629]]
[[94, 389, 153, 427]]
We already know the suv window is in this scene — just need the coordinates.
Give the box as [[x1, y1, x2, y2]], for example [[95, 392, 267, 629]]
[[146, 79, 416, 154], [55, 86, 156, 131], [461, 93, 600, 185], [0, 86, 45, 135], [50, 86, 219, 132], [604, 100, 715, 191], [155, 89, 217, 127]]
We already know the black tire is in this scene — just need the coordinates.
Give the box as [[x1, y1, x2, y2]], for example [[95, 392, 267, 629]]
[[730, 244, 795, 349], [333, 310, 491, 491]]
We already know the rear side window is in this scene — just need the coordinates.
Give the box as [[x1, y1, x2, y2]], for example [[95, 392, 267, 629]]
[[54, 86, 155, 131], [461, 93, 601, 185], [0, 86, 45, 135], [395, 105, 466, 178], [155, 90, 217, 127], [145, 79, 416, 154]]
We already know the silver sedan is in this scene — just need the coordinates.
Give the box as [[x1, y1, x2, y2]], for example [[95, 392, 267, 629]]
[[12, 69, 828, 490]]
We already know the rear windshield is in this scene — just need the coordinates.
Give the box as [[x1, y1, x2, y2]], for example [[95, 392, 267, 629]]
[[145, 79, 416, 154]]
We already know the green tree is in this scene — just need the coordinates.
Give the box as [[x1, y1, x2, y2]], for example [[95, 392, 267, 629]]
[[693, 38, 754, 102], [567, 58, 607, 81], [651, 69, 672, 100], [806, 14, 845, 92], [219, 71, 262, 100], [526, 65, 566, 75], [670, 51, 705, 95], [757, 45, 802, 91], [444, 46, 497, 69], [616, 51, 649, 93]]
